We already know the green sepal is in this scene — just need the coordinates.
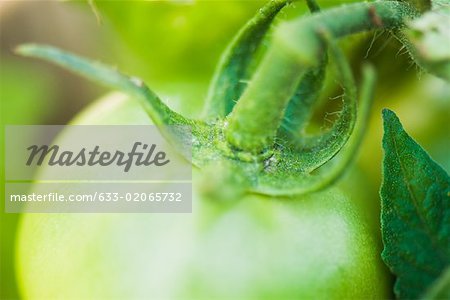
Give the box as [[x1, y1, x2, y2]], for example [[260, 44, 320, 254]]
[[280, 0, 326, 140], [15, 44, 188, 128], [254, 64, 376, 195], [282, 30, 356, 173], [203, 0, 293, 119], [15, 44, 202, 163]]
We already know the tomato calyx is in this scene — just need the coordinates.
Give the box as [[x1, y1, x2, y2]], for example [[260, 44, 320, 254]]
[[16, 0, 428, 196]]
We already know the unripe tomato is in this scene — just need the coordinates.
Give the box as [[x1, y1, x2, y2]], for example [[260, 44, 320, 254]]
[[17, 93, 390, 299]]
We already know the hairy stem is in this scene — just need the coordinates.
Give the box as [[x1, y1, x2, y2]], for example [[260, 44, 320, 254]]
[[225, 45, 307, 154], [280, 0, 325, 140], [225, 1, 417, 154], [288, 29, 357, 173], [203, 0, 292, 119]]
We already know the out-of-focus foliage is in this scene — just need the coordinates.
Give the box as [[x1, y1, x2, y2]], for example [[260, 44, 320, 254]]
[[1, 3, 103, 300], [0, 59, 57, 300], [95, 1, 265, 83], [92, 1, 280, 115], [1, 62, 56, 124]]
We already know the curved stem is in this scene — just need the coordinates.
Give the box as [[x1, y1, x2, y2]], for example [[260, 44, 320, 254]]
[[303, 64, 376, 192], [225, 1, 417, 154], [254, 64, 376, 196], [288, 28, 357, 173], [203, 0, 293, 119]]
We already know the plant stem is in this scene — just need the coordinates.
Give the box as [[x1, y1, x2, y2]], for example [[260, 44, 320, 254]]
[[225, 45, 307, 154], [203, 0, 291, 119], [225, 1, 417, 154]]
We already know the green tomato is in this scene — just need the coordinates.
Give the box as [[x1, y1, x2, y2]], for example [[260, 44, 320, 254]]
[[17, 93, 390, 299]]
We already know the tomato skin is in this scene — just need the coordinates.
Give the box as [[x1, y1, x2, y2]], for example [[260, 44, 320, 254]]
[[17, 93, 390, 299]]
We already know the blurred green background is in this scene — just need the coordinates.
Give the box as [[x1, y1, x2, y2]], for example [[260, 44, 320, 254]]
[[1, 1, 448, 299]]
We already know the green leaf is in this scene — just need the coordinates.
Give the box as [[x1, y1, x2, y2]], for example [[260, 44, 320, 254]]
[[203, 0, 292, 118], [381, 109, 450, 299]]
